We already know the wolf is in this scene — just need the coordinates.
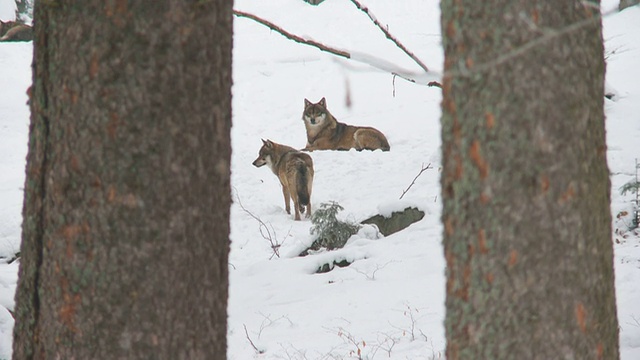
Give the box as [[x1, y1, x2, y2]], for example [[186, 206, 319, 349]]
[[252, 139, 314, 221], [0, 21, 33, 42], [301, 97, 390, 152]]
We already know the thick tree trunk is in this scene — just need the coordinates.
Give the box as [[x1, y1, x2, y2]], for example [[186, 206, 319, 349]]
[[440, 1, 619, 359], [13, 1, 232, 359]]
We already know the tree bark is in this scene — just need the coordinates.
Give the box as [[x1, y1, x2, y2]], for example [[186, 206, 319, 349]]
[[13, 1, 232, 359], [440, 1, 619, 359]]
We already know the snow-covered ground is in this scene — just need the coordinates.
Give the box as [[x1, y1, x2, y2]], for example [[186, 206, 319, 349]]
[[0, 0, 638, 359]]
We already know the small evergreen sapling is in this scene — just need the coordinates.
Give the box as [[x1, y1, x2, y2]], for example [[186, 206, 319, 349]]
[[619, 159, 640, 228], [309, 201, 361, 250], [620, 181, 640, 196]]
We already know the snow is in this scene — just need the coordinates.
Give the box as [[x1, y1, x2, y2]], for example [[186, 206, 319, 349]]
[[0, 0, 638, 359], [0, 1, 14, 22]]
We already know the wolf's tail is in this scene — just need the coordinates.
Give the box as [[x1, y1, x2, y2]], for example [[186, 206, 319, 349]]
[[296, 162, 310, 206]]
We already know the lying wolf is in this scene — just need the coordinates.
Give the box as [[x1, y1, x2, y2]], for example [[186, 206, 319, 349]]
[[302, 97, 390, 151], [0, 21, 33, 42], [252, 139, 314, 220]]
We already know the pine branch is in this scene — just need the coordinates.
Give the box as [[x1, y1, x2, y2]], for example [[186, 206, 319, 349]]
[[349, 0, 430, 73]]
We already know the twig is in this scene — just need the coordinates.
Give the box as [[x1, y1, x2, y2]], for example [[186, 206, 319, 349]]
[[233, 10, 350, 59], [336, 327, 365, 360], [350, 0, 430, 73], [403, 305, 419, 341], [399, 163, 432, 199], [353, 261, 395, 280], [388, 304, 427, 342], [391, 71, 419, 84], [392, 74, 396, 97], [234, 189, 286, 259], [257, 312, 294, 339], [376, 333, 398, 358], [243, 324, 264, 354]]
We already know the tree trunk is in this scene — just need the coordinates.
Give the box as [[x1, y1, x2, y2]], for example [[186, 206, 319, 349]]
[[440, 1, 619, 359], [13, 1, 232, 359]]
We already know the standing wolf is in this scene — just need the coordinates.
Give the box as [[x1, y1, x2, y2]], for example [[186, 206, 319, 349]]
[[252, 139, 314, 220], [302, 97, 390, 151]]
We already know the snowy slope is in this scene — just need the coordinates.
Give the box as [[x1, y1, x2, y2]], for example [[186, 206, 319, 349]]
[[0, 1, 638, 359], [0, 39, 30, 359], [603, 3, 640, 359], [230, 1, 445, 358]]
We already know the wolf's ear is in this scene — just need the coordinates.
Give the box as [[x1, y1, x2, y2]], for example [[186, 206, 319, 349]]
[[304, 98, 312, 108], [265, 139, 274, 148], [319, 97, 326, 107]]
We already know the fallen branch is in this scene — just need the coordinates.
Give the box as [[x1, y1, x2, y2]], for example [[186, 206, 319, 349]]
[[399, 163, 432, 200], [349, 0, 430, 73]]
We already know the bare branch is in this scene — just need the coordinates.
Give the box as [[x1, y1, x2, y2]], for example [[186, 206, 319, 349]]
[[233, 9, 432, 87], [399, 163, 432, 200], [234, 189, 287, 259], [233, 10, 350, 59], [257, 312, 294, 339], [349, 0, 430, 73], [376, 333, 398, 358], [387, 304, 427, 342], [243, 324, 264, 354], [352, 261, 396, 281]]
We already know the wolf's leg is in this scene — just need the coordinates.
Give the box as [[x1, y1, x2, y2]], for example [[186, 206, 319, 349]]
[[282, 185, 291, 214], [353, 132, 365, 151], [306, 178, 313, 218], [292, 193, 301, 221]]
